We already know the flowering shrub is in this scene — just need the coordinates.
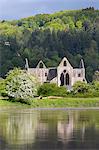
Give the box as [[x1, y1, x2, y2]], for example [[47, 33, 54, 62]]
[[5, 68, 39, 100]]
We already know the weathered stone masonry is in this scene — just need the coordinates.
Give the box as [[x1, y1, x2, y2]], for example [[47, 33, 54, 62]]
[[25, 57, 86, 90]]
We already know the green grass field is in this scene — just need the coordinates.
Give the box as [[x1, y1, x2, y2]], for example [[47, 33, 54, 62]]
[[0, 97, 99, 108], [0, 99, 28, 107], [30, 97, 99, 108]]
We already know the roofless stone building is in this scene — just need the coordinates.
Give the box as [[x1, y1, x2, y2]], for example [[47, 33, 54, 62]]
[[25, 57, 86, 90]]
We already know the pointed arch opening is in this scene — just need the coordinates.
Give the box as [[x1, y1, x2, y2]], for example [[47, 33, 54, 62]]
[[39, 62, 44, 68], [60, 73, 64, 86], [66, 73, 69, 85], [60, 72, 70, 86], [63, 60, 67, 66], [37, 61, 46, 68]]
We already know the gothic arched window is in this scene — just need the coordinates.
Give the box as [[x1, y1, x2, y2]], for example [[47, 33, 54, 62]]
[[60, 73, 64, 86], [39, 62, 44, 68], [63, 61, 67, 66], [66, 73, 69, 85]]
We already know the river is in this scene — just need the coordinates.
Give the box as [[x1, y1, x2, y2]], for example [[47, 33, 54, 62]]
[[0, 108, 99, 150]]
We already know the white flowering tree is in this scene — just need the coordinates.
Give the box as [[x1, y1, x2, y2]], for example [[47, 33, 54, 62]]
[[5, 68, 39, 100]]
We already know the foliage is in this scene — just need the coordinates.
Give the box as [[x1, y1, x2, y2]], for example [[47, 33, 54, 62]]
[[44, 18, 66, 31], [0, 78, 6, 96], [38, 83, 68, 97], [0, 99, 28, 106], [0, 98, 99, 108], [72, 81, 99, 97], [0, 8, 99, 82], [93, 71, 99, 81], [30, 97, 99, 108], [73, 81, 89, 94], [5, 68, 39, 101], [92, 81, 99, 91]]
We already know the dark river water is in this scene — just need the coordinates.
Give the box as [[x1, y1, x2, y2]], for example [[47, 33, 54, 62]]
[[0, 108, 99, 150]]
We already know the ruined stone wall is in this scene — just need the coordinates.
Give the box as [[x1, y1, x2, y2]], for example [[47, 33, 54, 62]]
[[71, 68, 85, 85], [26, 57, 86, 89], [28, 68, 49, 84], [50, 77, 57, 84]]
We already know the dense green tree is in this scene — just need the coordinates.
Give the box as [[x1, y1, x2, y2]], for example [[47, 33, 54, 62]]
[[76, 20, 83, 29]]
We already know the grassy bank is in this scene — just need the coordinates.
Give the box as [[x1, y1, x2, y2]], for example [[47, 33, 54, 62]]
[[0, 97, 99, 108], [0, 99, 28, 107], [30, 97, 99, 108]]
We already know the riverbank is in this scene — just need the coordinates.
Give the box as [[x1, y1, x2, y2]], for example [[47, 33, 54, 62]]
[[0, 99, 28, 107], [0, 97, 99, 108], [31, 97, 99, 108]]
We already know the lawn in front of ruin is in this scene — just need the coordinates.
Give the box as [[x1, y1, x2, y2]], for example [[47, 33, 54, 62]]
[[0, 97, 99, 108]]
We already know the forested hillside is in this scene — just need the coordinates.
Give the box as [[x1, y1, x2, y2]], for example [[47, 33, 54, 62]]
[[0, 7, 99, 81]]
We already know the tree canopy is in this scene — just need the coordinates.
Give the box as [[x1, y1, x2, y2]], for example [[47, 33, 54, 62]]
[[0, 7, 99, 81]]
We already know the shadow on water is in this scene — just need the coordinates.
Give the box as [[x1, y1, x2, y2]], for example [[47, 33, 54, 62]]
[[0, 108, 99, 149]]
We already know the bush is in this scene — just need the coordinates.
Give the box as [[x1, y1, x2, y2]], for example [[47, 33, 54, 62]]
[[88, 81, 99, 97], [73, 81, 89, 94], [5, 68, 39, 101], [0, 78, 7, 97], [93, 71, 99, 81], [38, 83, 67, 97], [72, 81, 99, 97], [92, 81, 99, 91]]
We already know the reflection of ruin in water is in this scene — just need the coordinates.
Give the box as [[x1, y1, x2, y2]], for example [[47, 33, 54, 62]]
[[0, 110, 39, 145], [0, 109, 99, 149], [57, 112, 74, 143]]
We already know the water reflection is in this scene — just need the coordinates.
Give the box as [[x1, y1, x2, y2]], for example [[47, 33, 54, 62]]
[[0, 109, 99, 149]]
